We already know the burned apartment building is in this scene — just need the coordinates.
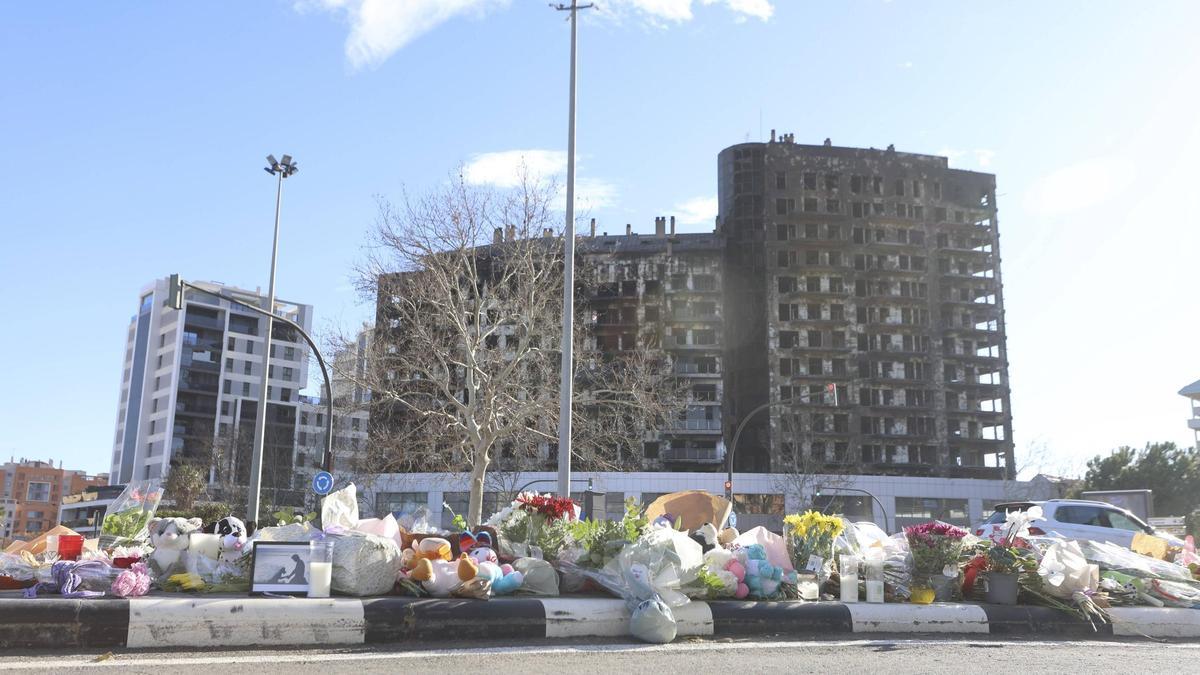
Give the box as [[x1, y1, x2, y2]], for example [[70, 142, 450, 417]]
[[365, 137, 1019, 530], [719, 133, 1014, 480]]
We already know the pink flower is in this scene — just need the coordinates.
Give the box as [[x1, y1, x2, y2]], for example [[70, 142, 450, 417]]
[[112, 562, 152, 598]]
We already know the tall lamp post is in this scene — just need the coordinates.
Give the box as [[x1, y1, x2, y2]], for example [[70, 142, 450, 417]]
[[553, 1, 593, 499], [247, 154, 298, 523]]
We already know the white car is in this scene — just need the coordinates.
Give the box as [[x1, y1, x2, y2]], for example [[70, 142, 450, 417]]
[[975, 499, 1186, 549]]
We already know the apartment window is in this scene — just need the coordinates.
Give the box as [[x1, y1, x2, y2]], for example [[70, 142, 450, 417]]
[[852, 202, 864, 218], [160, 333, 167, 348], [281, 388, 292, 402], [225, 358, 233, 372], [778, 276, 797, 293], [912, 180, 922, 198], [828, 251, 842, 266], [779, 303, 798, 321], [26, 482, 50, 502], [803, 197, 818, 212], [912, 205, 924, 220], [873, 202, 885, 215], [805, 249, 820, 265], [268, 365, 275, 378], [777, 250, 792, 267], [850, 175, 863, 194], [779, 357, 799, 376], [149, 420, 156, 434], [223, 380, 231, 395], [806, 276, 821, 292], [829, 278, 844, 293], [872, 176, 883, 195], [775, 198, 793, 215], [644, 306, 660, 321], [807, 330, 823, 347], [151, 398, 158, 413], [228, 337, 236, 351], [244, 361, 252, 375], [221, 401, 230, 416], [933, 181, 942, 200], [285, 346, 296, 360], [267, 386, 273, 400], [808, 357, 824, 375], [779, 331, 799, 349], [825, 198, 840, 213], [825, 173, 839, 190], [806, 303, 821, 320], [894, 179, 905, 196], [694, 329, 717, 345], [803, 172, 817, 189], [830, 304, 844, 321], [283, 365, 294, 379], [246, 341, 254, 355], [242, 382, 251, 397], [805, 223, 819, 239], [775, 172, 787, 189], [693, 384, 717, 402], [934, 207, 947, 222], [298, 431, 308, 446]]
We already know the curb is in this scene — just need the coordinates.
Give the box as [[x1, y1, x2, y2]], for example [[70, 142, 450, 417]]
[[2, 597, 1198, 649]]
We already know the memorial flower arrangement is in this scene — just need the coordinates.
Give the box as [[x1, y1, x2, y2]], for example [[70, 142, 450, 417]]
[[486, 493, 580, 559], [904, 521, 969, 575], [783, 511, 844, 573]]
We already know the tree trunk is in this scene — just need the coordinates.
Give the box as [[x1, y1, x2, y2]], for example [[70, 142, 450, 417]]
[[467, 455, 489, 528]]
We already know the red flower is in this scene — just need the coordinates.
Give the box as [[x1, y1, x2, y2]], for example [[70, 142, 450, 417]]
[[517, 494, 576, 521]]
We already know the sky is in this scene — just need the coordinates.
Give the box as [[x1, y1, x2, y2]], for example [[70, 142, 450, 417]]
[[1, 1, 1198, 478]]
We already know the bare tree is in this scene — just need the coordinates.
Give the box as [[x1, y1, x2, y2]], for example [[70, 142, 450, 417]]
[[337, 170, 684, 526], [771, 408, 857, 515]]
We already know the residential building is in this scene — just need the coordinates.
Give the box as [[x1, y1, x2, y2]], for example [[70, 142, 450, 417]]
[[109, 277, 313, 506], [58, 484, 127, 538], [0, 458, 107, 542], [367, 137, 1017, 531]]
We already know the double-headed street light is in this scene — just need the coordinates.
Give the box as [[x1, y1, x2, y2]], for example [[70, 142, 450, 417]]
[[247, 153, 298, 525]]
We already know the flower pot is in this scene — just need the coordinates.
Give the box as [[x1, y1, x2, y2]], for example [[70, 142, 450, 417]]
[[985, 572, 1019, 605]]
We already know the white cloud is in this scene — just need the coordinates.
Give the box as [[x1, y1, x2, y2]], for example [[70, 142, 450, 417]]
[[297, 0, 502, 70], [1024, 157, 1130, 216], [463, 149, 617, 210], [605, 0, 773, 25], [974, 149, 996, 167], [673, 195, 718, 227], [898, 60, 913, 69], [463, 149, 566, 187]]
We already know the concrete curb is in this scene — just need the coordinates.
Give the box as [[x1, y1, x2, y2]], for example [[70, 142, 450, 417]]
[[2, 597, 1198, 649]]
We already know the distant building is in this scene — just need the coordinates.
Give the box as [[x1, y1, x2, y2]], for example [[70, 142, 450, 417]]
[[367, 136, 1019, 531], [109, 277, 313, 506], [0, 458, 107, 542], [58, 484, 127, 538], [1179, 378, 1200, 448]]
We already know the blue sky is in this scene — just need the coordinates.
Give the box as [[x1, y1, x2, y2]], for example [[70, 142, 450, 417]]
[[2, 1, 1198, 477]]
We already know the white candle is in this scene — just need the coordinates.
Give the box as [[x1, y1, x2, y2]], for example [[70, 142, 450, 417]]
[[866, 580, 885, 603], [308, 561, 333, 598], [840, 577, 859, 603]]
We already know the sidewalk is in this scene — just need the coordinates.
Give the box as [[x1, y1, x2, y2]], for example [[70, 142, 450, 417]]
[[4, 595, 1200, 649]]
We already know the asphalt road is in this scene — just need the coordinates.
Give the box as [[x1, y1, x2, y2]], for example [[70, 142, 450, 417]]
[[3, 636, 1198, 674]]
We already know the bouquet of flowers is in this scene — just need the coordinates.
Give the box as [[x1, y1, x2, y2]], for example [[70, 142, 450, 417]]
[[784, 511, 844, 578], [904, 521, 969, 575], [485, 492, 579, 559], [99, 480, 163, 550]]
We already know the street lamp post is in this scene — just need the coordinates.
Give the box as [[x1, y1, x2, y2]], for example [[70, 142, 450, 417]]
[[247, 154, 298, 524], [553, 1, 593, 499]]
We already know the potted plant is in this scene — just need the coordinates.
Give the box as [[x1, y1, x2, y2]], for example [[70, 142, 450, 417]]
[[981, 506, 1043, 605]]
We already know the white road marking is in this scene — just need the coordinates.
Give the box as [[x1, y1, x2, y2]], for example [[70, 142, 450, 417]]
[[2, 638, 1197, 669], [1109, 607, 1200, 638]]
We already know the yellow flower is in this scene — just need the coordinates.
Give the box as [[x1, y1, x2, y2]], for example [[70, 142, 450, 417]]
[[784, 511, 844, 539]]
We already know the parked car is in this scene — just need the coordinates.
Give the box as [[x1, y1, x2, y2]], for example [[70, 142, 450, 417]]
[[976, 499, 1186, 549]]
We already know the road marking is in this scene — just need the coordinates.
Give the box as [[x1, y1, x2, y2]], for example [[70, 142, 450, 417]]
[[542, 598, 714, 638], [126, 597, 365, 649], [847, 602, 990, 634], [2, 638, 1197, 669]]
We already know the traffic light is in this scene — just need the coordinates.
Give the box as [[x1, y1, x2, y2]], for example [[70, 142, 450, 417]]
[[166, 274, 183, 310], [724, 480, 732, 492]]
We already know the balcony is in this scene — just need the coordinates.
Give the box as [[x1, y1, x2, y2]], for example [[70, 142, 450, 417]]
[[670, 419, 722, 433], [661, 447, 723, 463]]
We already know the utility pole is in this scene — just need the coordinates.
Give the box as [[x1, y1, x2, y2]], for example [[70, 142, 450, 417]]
[[247, 154, 297, 524], [553, 1, 593, 500]]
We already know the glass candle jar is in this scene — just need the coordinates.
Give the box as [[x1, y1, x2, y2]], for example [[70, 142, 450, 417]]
[[308, 540, 335, 598], [839, 554, 860, 603]]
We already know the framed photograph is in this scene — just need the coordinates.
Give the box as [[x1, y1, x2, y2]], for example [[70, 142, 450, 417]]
[[250, 541, 312, 595]]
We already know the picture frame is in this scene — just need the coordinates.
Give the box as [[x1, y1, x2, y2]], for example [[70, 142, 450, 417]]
[[249, 541, 312, 595]]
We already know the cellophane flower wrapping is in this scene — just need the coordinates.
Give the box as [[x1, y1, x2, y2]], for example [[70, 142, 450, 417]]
[[784, 511, 845, 580], [904, 521, 968, 575], [99, 479, 163, 550]]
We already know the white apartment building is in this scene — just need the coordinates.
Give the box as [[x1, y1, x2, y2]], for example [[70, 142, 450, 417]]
[[1181, 378, 1200, 449], [109, 277, 313, 504]]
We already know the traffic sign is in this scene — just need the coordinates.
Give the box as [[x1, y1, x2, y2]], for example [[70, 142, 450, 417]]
[[312, 471, 334, 495]]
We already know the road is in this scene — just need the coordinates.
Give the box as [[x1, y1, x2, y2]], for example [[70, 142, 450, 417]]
[[2, 636, 1197, 674]]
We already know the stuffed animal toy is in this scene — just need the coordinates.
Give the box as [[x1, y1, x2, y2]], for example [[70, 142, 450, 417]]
[[467, 546, 524, 595], [689, 523, 719, 553], [409, 554, 477, 597], [148, 517, 202, 574], [738, 544, 797, 598], [703, 547, 748, 598], [187, 515, 249, 566], [414, 537, 453, 562], [717, 527, 740, 547]]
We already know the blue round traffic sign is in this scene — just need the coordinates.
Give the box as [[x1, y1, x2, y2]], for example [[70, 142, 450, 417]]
[[312, 471, 334, 495]]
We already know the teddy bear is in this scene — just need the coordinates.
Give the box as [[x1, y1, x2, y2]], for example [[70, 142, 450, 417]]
[[148, 517, 203, 575], [737, 544, 796, 599], [689, 523, 719, 553], [467, 546, 524, 595], [703, 547, 749, 599], [408, 553, 477, 597]]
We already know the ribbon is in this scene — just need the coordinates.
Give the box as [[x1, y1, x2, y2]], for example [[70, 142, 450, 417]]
[[961, 555, 989, 597], [23, 560, 107, 599]]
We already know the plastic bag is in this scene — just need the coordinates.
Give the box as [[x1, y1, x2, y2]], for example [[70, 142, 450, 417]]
[[330, 532, 403, 597], [513, 558, 559, 596], [732, 526, 793, 571], [322, 483, 360, 531], [397, 507, 435, 534], [354, 514, 405, 550], [630, 599, 676, 644], [99, 480, 163, 549], [1076, 538, 1196, 584]]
